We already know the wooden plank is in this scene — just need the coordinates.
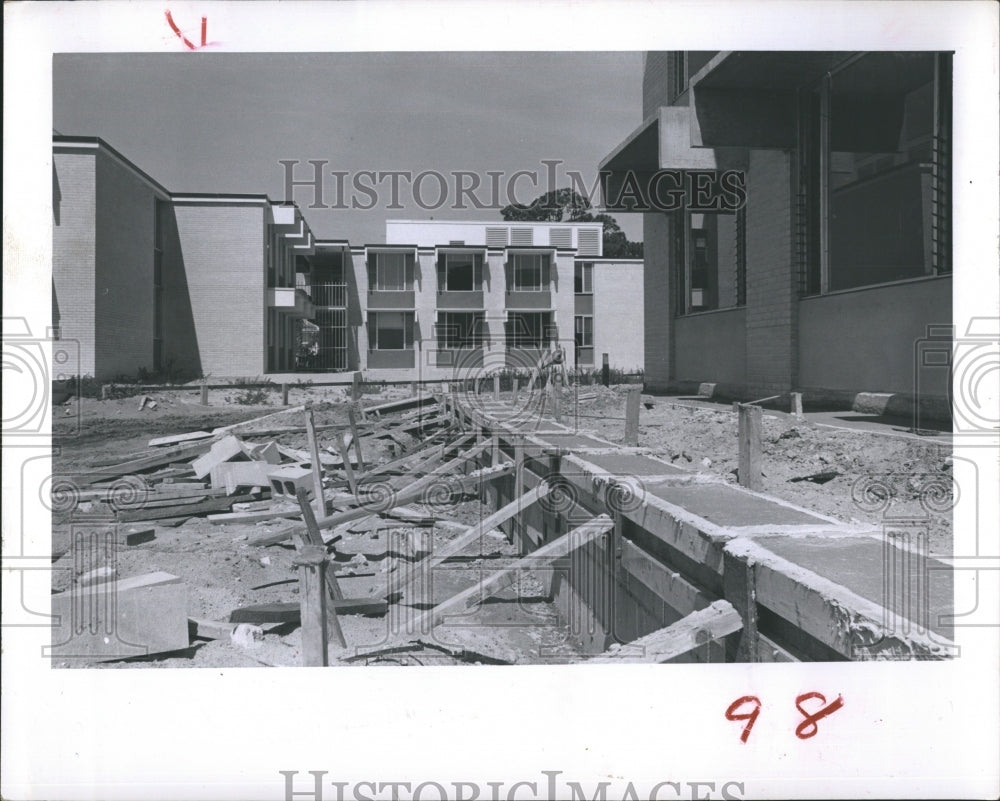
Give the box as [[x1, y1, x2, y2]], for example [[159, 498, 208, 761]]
[[117, 493, 254, 522], [359, 433, 472, 481], [212, 404, 307, 436], [334, 433, 358, 496], [589, 600, 742, 663], [250, 449, 504, 546], [390, 480, 550, 602], [294, 546, 337, 662], [229, 599, 387, 623], [347, 405, 366, 472], [723, 548, 759, 662], [296, 488, 345, 602], [209, 507, 301, 526], [148, 431, 212, 448], [619, 539, 714, 618], [362, 393, 436, 416], [304, 409, 328, 513], [407, 514, 613, 634], [737, 403, 763, 491], [66, 440, 211, 485], [192, 436, 247, 480]]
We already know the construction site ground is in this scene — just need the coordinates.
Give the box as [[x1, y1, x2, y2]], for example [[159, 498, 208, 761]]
[[50, 383, 953, 668]]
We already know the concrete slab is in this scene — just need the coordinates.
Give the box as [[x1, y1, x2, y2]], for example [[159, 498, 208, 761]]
[[533, 433, 612, 450], [648, 483, 828, 527], [576, 452, 687, 477], [49, 572, 189, 661], [752, 534, 954, 640]]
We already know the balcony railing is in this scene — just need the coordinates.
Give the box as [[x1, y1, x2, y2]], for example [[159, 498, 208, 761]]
[[301, 283, 348, 308]]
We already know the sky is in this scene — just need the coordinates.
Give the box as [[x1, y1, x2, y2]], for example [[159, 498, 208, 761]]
[[53, 52, 645, 244]]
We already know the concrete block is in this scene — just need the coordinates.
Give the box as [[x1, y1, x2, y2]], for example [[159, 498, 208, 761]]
[[244, 441, 281, 464], [266, 465, 315, 501], [191, 435, 248, 480], [49, 571, 189, 661], [117, 527, 156, 546], [212, 460, 272, 495]]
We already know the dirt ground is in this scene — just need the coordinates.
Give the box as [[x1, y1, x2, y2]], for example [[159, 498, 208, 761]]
[[49, 382, 952, 668]]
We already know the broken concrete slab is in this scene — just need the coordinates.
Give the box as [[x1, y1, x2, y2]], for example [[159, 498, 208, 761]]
[[212, 460, 272, 495], [191, 435, 249, 480], [49, 571, 189, 661]]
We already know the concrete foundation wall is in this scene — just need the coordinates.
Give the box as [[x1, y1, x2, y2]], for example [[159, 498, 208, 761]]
[[94, 149, 158, 378], [592, 260, 644, 371], [799, 276, 951, 397], [172, 204, 267, 377], [674, 308, 747, 385], [52, 152, 97, 376]]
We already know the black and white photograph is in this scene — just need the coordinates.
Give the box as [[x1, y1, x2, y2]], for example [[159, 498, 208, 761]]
[[3, 1, 999, 799]]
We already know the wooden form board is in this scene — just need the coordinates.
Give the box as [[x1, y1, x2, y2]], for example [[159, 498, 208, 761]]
[[589, 600, 742, 663]]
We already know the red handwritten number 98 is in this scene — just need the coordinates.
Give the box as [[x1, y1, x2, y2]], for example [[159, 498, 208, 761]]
[[725, 695, 762, 743]]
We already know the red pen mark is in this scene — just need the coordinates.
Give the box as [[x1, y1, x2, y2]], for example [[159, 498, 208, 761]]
[[725, 695, 762, 743], [165, 10, 207, 50], [795, 692, 845, 739]]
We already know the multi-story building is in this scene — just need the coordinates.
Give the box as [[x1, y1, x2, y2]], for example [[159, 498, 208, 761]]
[[600, 51, 952, 418], [53, 137, 645, 382], [53, 136, 316, 380]]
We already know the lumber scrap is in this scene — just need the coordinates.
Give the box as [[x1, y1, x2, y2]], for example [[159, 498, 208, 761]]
[[191, 435, 248, 480], [255, 457, 511, 547], [65, 441, 211, 486], [406, 514, 613, 634], [359, 433, 473, 481], [212, 404, 307, 436], [588, 600, 742, 663], [117, 493, 255, 522], [296, 488, 345, 602], [229, 599, 388, 623], [148, 431, 213, 448], [361, 393, 437, 417], [208, 505, 301, 525], [390, 480, 550, 602]]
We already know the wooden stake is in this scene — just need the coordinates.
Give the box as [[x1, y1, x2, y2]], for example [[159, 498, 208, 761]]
[[411, 380, 418, 397], [304, 409, 327, 515], [334, 432, 358, 497], [791, 392, 804, 418], [624, 386, 641, 446], [493, 373, 500, 402], [294, 545, 334, 665], [602, 353, 610, 387], [347, 405, 366, 471], [737, 403, 763, 491], [295, 488, 345, 605], [512, 376, 519, 402], [351, 371, 362, 402], [513, 435, 525, 552], [281, 383, 289, 406], [200, 382, 209, 405]]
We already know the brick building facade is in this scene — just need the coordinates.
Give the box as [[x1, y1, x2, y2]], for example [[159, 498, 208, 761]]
[[601, 51, 953, 418]]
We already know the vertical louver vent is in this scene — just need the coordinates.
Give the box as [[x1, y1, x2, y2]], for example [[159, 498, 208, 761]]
[[486, 227, 508, 248], [577, 229, 600, 256], [549, 228, 572, 248], [510, 227, 533, 246]]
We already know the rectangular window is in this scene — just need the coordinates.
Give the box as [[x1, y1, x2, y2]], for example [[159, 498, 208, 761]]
[[675, 209, 744, 314], [369, 311, 414, 350], [574, 262, 594, 294], [505, 312, 553, 349], [575, 315, 594, 365], [509, 253, 550, 291], [438, 252, 484, 292], [799, 52, 951, 294], [368, 251, 415, 291], [436, 311, 486, 349]]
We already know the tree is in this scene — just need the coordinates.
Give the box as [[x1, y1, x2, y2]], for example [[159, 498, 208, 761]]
[[500, 188, 643, 258]]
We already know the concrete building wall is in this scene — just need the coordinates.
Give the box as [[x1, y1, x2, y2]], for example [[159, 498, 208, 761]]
[[799, 276, 951, 397], [642, 212, 672, 391], [93, 149, 159, 378], [349, 249, 371, 364], [172, 203, 268, 377], [743, 148, 797, 395], [642, 52, 672, 118], [674, 308, 747, 385], [591, 260, 644, 371], [553, 251, 577, 370], [52, 151, 97, 376]]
